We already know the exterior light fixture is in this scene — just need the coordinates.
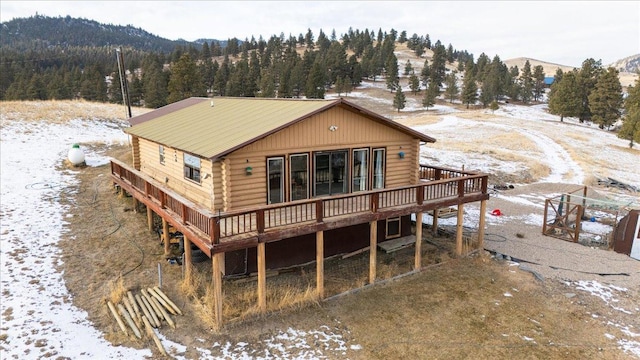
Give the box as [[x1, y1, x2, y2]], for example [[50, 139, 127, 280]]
[[329, 125, 338, 131], [245, 166, 253, 175], [398, 151, 405, 159]]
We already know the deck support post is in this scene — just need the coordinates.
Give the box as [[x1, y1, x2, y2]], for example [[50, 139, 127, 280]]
[[162, 218, 170, 255], [257, 242, 267, 313], [456, 203, 464, 256], [415, 212, 423, 270], [478, 200, 487, 251], [146, 206, 153, 232], [316, 231, 324, 299], [432, 208, 439, 236], [211, 253, 223, 330], [369, 220, 377, 284], [183, 235, 192, 282], [133, 198, 139, 213]]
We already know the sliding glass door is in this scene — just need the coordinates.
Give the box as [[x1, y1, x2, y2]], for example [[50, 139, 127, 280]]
[[314, 150, 348, 196]]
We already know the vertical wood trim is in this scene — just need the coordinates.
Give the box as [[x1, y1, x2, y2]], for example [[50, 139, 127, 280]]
[[183, 235, 192, 282], [212, 253, 223, 330], [432, 208, 439, 236], [162, 218, 170, 255], [369, 220, 377, 284], [316, 231, 324, 299], [222, 158, 230, 211], [257, 242, 267, 312], [478, 200, 487, 250], [415, 212, 423, 270], [147, 206, 153, 232], [456, 204, 464, 256]]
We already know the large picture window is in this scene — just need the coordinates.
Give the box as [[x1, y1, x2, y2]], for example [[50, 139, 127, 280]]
[[183, 153, 201, 183], [290, 154, 308, 201], [352, 149, 369, 192], [373, 148, 385, 189]]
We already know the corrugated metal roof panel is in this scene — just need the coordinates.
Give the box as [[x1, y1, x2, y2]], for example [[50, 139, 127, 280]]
[[126, 97, 336, 159]]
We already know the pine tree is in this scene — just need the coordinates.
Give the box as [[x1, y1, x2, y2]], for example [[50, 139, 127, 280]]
[[444, 71, 459, 103], [393, 88, 406, 112], [548, 70, 580, 122], [521, 60, 533, 103], [422, 82, 437, 110], [618, 78, 640, 148], [334, 76, 345, 96], [588, 67, 623, 129], [409, 73, 420, 95], [385, 53, 399, 92], [532, 65, 546, 102], [167, 54, 206, 103], [489, 100, 499, 113], [461, 73, 478, 109], [577, 58, 603, 122], [404, 60, 413, 76]]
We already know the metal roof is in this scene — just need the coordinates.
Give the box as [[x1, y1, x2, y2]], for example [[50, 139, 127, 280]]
[[125, 97, 436, 160]]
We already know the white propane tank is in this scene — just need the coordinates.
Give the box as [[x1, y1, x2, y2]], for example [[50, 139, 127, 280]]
[[67, 143, 85, 166]]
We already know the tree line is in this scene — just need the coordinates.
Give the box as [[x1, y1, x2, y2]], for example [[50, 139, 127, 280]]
[[1, 18, 635, 146]]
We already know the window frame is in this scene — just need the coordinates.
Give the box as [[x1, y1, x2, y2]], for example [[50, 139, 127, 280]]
[[267, 156, 285, 204], [372, 148, 386, 189], [386, 217, 401, 239], [159, 145, 165, 165], [289, 153, 309, 201], [352, 148, 369, 192], [183, 153, 201, 183]]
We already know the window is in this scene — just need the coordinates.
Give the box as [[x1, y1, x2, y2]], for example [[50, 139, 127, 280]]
[[183, 153, 201, 183], [373, 148, 385, 189], [159, 145, 165, 165], [290, 154, 308, 201], [267, 157, 284, 204], [386, 217, 401, 239], [352, 149, 369, 192]]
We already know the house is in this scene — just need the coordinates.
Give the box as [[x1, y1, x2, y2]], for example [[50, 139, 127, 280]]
[[110, 97, 489, 328]]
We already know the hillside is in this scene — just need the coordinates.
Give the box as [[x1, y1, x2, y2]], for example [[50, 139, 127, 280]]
[[0, 14, 197, 52]]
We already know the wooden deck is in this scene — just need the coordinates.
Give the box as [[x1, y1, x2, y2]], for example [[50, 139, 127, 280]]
[[110, 159, 489, 257]]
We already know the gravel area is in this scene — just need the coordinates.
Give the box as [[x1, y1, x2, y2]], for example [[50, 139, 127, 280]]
[[478, 182, 640, 289]]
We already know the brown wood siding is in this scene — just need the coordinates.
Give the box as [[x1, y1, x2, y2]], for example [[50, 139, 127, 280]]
[[227, 107, 420, 210], [138, 138, 216, 209]]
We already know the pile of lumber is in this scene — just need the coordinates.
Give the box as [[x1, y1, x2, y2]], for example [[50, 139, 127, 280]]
[[106, 286, 182, 356]]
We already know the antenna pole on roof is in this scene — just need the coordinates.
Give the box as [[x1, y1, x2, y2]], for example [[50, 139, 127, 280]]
[[116, 47, 132, 119]]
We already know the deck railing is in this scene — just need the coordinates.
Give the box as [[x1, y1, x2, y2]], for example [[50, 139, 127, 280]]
[[111, 160, 487, 250]]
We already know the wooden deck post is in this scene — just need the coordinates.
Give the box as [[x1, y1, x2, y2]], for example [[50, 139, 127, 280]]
[[432, 208, 439, 236], [415, 212, 423, 270], [257, 242, 267, 312], [183, 235, 192, 282], [316, 231, 324, 299], [456, 203, 464, 256], [146, 206, 154, 232], [211, 253, 223, 330], [369, 220, 377, 284], [477, 200, 487, 250], [162, 218, 170, 255], [133, 198, 139, 213]]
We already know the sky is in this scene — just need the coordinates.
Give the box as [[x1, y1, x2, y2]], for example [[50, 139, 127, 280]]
[[1, 1, 638, 67]]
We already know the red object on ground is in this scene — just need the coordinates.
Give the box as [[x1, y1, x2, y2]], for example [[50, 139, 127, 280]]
[[491, 209, 502, 216]]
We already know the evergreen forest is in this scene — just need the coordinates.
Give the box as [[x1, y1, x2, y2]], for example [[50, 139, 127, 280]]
[[1, 15, 636, 145]]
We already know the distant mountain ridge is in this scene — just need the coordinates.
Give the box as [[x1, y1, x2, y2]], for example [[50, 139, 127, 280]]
[[609, 54, 640, 74], [0, 14, 201, 52]]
